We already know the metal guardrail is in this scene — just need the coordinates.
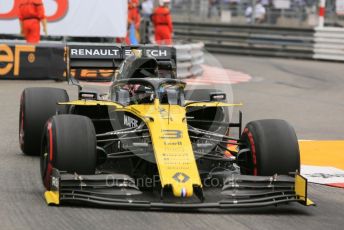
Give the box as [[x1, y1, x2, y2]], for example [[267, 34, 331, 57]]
[[174, 21, 315, 59], [313, 27, 344, 61], [171, 0, 327, 28], [174, 21, 344, 62]]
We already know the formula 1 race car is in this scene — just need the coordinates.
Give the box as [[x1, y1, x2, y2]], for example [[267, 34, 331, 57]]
[[19, 45, 314, 210]]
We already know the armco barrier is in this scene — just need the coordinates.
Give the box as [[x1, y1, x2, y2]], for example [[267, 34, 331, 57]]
[[0, 40, 204, 80], [174, 21, 344, 62], [0, 40, 65, 80], [313, 27, 344, 61], [174, 22, 315, 59]]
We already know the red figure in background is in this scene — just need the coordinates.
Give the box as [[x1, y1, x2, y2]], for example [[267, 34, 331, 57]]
[[18, 0, 48, 43], [152, 0, 173, 45], [126, 0, 141, 44]]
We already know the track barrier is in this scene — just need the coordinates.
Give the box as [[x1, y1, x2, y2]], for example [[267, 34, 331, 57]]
[[174, 21, 344, 62], [0, 41, 65, 80], [0, 40, 204, 80]]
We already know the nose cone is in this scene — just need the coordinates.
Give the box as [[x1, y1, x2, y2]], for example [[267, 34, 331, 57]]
[[172, 184, 193, 198]]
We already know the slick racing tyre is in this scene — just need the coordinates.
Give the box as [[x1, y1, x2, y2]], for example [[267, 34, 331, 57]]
[[41, 115, 97, 190], [19, 88, 69, 156], [239, 119, 300, 176]]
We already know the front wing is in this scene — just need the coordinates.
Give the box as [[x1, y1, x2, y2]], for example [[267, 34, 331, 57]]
[[45, 169, 314, 210]]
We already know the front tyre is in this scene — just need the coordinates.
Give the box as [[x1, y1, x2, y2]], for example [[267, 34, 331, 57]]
[[19, 87, 69, 156], [41, 115, 97, 190], [239, 119, 300, 176]]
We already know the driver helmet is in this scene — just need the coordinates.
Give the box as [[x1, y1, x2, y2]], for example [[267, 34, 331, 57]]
[[130, 85, 154, 103]]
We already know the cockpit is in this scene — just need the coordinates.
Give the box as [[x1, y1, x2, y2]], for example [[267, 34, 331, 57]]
[[111, 54, 182, 106], [111, 79, 185, 106]]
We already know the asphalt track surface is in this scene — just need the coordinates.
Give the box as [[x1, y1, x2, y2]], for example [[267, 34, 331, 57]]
[[0, 55, 344, 230]]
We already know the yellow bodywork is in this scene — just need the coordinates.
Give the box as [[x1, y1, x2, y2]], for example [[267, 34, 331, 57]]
[[53, 98, 314, 205], [185, 102, 243, 108], [59, 100, 124, 108], [120, 99, 243, 197], [44, 191, 60, 205], [295, 174, 315, 206], [57, 98, 241, 198], [124, 100, 201, 197]]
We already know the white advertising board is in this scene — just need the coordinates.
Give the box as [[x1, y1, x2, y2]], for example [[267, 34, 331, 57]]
[[336, 0, 344, 15], [273, 0, 291, 10], [0, 0, 127, 37]]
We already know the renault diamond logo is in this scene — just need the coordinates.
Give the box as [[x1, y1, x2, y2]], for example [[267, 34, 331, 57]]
[[173, 172, 190, 183]]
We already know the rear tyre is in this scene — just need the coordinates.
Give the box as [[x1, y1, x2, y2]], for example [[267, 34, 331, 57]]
[[41, 115, 97, 190], [19, 87, 69, 156], [239, 119, 300, 176]]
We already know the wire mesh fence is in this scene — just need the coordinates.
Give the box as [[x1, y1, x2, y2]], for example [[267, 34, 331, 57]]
[[170, 0, 344, 28]]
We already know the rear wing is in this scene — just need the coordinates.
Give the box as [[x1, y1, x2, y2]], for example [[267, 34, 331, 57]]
[[67, 44, 177, 80]]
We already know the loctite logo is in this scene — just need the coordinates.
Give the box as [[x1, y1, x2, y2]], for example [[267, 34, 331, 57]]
[[0, 0, 69, 22]]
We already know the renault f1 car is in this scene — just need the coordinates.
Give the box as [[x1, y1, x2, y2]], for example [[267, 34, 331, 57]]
[[19, 45, 314, 210]]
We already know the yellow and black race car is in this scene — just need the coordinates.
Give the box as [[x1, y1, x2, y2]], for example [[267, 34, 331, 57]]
[[19, 45, 314, 210]]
